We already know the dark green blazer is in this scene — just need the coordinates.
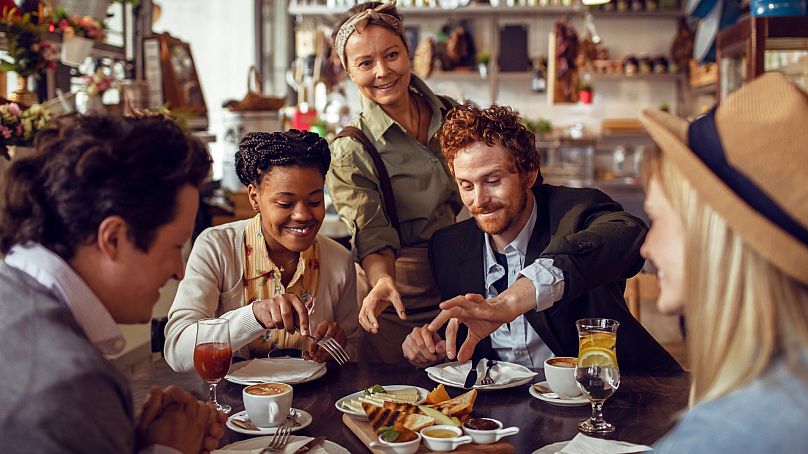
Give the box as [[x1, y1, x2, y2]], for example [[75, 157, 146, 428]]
[[429, 184, 682, 372]]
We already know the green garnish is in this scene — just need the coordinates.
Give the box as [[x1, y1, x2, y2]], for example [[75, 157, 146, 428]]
[[363, 384, 387, 396], [378, 428, 400, 442]]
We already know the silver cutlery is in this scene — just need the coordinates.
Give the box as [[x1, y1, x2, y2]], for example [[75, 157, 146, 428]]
[[480, 359, 498, 385], [305, 334, 350, 365], [259, 409, 297, 453]]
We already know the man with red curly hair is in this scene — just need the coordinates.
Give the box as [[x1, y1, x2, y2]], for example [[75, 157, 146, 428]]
[[402, 104, 680, 373]]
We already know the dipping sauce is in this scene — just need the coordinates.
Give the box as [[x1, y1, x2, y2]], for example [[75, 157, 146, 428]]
[[423, 429, 459, 438], [464, 418, 500, 431]]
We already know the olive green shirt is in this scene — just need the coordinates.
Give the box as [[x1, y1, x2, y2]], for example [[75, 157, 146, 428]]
[[326, 76, 462, 261]]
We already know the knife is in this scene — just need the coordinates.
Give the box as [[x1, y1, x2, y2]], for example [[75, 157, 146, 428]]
[[463, 357, 482, 389], [293, 436, 326, 453]]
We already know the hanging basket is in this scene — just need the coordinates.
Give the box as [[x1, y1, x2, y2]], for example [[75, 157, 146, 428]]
[[61, 35, 94, 67]]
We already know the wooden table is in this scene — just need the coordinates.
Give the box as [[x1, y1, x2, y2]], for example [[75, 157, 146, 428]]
[[130, 360, 689, 453]]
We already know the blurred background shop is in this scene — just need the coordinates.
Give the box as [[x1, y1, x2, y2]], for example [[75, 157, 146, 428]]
[[1, 0, 806, 371]]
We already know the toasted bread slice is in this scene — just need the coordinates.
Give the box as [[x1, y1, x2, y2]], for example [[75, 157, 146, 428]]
[[382, 402, 421, 414], [427, 389, 477, 417], [364, 403, 435, 432]]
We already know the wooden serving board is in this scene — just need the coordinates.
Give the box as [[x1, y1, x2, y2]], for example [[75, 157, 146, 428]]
[[342, 414, 515, 454]]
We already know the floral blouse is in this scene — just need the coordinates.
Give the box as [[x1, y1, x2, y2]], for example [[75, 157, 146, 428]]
[[242, 214, 319, 356]]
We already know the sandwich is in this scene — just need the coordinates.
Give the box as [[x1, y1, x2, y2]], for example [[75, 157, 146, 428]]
[[427, 389, 477, 417], [363, 403, 435, 432]]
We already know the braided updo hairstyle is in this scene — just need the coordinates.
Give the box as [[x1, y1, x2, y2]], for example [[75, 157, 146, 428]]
[[235, 130, 330, 187]]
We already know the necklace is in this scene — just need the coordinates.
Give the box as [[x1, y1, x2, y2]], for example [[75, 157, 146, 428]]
[[276, 254, 300, 273]]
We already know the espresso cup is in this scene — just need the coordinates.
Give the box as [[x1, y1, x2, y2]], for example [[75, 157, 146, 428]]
[[242, 382, 293, 428], [544, 356, 582, 398], [420, 425, 472, 452]]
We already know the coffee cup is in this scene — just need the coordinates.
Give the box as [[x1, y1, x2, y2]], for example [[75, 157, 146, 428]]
[[544, 356, 582, 398], [242, 382, 293, 427], [420, 425, 472, 452]]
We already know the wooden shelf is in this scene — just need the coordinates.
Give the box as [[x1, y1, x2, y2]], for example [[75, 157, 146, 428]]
[[427, 70, 485, 82], [589, 73, 682, 81]]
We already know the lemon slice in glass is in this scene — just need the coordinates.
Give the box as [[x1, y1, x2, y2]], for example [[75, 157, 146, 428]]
[[578, 347, 618, 368], [579, 332, 616, 351]]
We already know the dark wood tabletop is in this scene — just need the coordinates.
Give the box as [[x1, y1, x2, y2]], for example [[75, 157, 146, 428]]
[[129, 360, 689, 453]]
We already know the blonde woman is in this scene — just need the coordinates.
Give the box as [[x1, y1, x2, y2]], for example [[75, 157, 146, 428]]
[[639, 73, 808, 452]]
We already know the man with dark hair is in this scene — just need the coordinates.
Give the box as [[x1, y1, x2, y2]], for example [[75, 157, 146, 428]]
[[0, 114, 227, 452], [402, 104, 681, 373]]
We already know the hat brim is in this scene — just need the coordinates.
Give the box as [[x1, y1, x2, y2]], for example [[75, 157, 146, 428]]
[[640, 109, 808, 285]]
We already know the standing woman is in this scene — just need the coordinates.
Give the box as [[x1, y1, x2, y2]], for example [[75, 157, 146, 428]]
[[640, 73, 808, 452], [327, 0, 462, 363], [164, 130, 360, 371]]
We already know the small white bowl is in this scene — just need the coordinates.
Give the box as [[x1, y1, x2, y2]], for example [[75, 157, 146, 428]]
[[369, 431, 422, 454], [419, 425, 473, 452], [462, 418, 520, 445]]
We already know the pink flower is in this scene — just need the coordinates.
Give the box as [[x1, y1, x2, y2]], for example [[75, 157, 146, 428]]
[[31, 43, 39, 52], [8, 103, 21, 116], [15, 124, 22, 136], [58, 19, 70, 30], [0, 126, 12, 139]]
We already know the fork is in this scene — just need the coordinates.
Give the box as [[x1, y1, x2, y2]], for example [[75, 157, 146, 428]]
[[480, 359, 498, 385], [305, 334, 350, 365], [259, 409, 296, 453]]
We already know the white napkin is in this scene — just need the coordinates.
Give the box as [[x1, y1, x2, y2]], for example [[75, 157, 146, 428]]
[[426, 359, 537, 387], [558, 434, 652, 454], [227, 358, 325, 383], [213, 436, 332, 454]]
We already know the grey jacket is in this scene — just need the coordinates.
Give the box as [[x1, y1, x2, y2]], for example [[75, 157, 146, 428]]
[[0, 263, 134, 453]]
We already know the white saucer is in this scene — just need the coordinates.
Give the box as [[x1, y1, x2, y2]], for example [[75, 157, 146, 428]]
[[226, 408, 313, 435], [531, 440, 570, 454], [528, 381, 589, 406], [216, 435, 349, 453]]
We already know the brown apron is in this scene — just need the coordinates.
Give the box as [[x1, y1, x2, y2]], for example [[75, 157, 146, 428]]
[[336, 114, 452, 365], [356, 247, 441, 364]]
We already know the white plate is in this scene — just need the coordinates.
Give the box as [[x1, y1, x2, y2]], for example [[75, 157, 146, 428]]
[[426, 360, 537, 390], [215, 435, 349, 453], [224, 358, 327, 386], [226, 408, 313, 435], [334, 385, 429, 420], [528, 381, 589, 406], [531, 440, 570, 454]]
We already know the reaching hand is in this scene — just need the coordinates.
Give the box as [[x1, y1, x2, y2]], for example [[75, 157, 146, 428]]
[[402, 323, 448, 368], [359, 276, 405, 334], [428, 294, 522, 363], [252, 294, 310, 336], [304, 320, 348, 363]]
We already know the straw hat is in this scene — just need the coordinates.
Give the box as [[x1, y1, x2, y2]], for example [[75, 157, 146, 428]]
[[639, 73, 808, 285]]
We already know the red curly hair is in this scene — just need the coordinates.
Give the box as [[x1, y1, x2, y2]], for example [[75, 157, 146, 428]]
[[437, 103, 541, 184]]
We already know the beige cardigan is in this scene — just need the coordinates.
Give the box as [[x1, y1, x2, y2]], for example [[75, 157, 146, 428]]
[[164, 219, 360, 372]]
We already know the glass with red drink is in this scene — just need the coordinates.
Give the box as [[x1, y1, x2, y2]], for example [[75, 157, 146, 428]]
[[194, 318, 233, 413]]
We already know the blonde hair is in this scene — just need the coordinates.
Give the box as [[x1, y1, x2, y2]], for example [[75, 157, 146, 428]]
[[653, 153, 808, 405]]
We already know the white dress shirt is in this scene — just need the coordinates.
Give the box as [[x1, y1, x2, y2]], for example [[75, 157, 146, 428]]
[[484, 193, 565, 368]]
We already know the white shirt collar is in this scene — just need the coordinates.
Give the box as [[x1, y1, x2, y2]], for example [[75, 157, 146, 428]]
[[5, 243, 126, 357], [484, 192, 538, 271]]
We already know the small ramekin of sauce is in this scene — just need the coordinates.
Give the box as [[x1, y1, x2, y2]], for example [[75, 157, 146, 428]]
[[462, 417, 519, 445]]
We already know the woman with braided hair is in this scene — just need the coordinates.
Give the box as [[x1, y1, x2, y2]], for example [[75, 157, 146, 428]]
[[327, 0, 463, 364], [164, 130, 360, 371]]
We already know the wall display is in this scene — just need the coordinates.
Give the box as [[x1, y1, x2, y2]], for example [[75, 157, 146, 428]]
[[156, 32, 207, 115]]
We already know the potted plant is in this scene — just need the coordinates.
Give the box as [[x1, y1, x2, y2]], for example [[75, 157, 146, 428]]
[[0, 102, 53, 161], [577, 83, 593, 105], [476, 51, 491, 79], [79, 68, 116, 113], [49, 9, 108, 67], [0, 8, 58, 106]]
